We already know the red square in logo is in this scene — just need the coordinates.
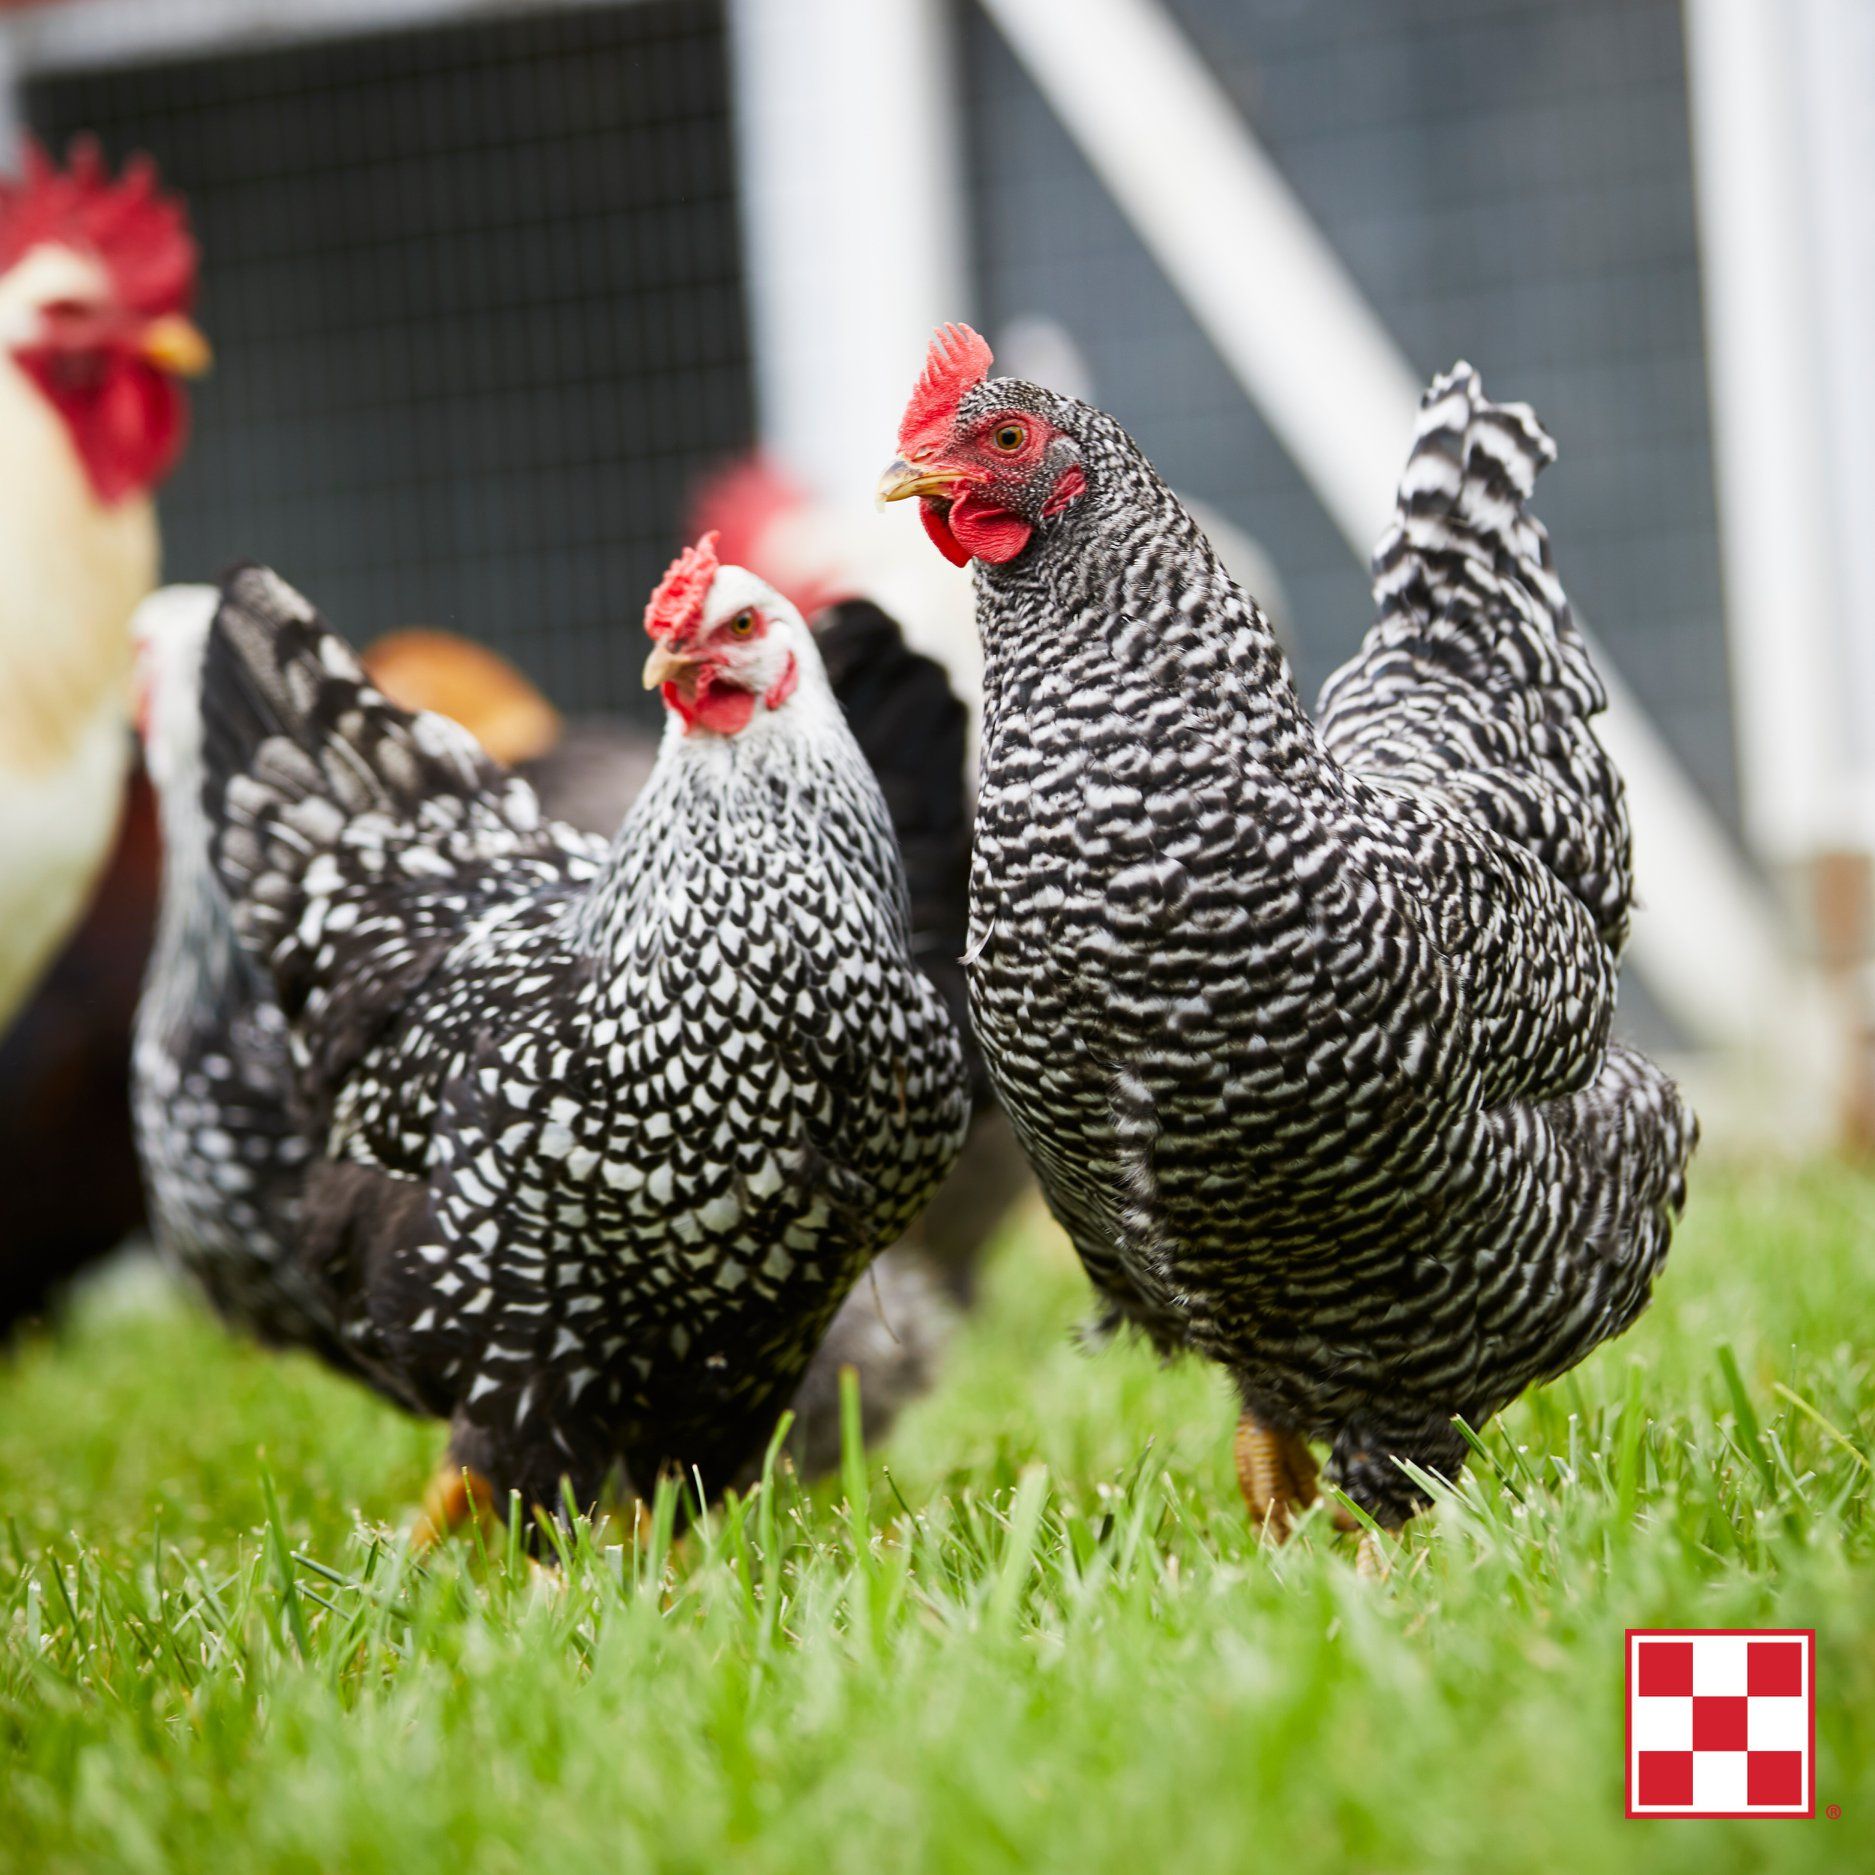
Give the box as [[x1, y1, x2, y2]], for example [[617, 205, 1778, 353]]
[[1748, 1752, 1805, 1808], [1692, 1696, 1748, 1751], [1637, 1640, 1693, 1697], [1636, 1751, 1693, 1807], [1749, 1640, 1803, 1697], [1626, 1629, 1815, 1819]]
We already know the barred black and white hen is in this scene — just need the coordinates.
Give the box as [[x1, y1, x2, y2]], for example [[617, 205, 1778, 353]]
[[141, 542, 968, 1532], [882, 328, 1696, 1560]]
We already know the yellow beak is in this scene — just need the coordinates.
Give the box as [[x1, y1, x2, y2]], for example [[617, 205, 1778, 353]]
[[140, 313, 213, 379], [876, 458, 960, 508], [642, 642, 697, 690]]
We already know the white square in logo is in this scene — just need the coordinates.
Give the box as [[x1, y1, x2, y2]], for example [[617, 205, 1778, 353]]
[[1690, 1634, 1748, 1696]]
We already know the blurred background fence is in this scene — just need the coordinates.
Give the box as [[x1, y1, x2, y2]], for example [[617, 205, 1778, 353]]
[[17, 1, 752, 709], [2, 0, 1872, 1135]]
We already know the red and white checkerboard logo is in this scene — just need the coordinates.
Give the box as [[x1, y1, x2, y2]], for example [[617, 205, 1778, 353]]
[[1626, 1629, 1815, 1819]]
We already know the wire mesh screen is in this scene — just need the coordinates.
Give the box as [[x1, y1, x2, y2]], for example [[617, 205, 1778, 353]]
[[24, 0, 751, 715], [963, 0, 1736, 833]]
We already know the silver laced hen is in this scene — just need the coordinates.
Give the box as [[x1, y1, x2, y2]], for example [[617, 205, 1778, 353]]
[[882, 327, 1695, 1552], [132, 586, 341, 1361], [146, 543, 967, 1535], [135, 584, 984, 1490]]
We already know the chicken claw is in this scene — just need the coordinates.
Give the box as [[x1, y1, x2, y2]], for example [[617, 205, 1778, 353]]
[[411, 1462, 498, 1552], [1233, 1414, 1320, 1541]]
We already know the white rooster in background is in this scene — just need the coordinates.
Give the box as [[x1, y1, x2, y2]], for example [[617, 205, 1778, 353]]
[[0, 139, 208, 1035]]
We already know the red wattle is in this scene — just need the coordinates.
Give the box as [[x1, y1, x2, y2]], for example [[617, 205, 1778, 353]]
[[763, 651, 799, 712], [662, 671, 757, 736], [919, 499, 970, 567], [16, 348, 185, 505], [948, 491, 1034, 565]]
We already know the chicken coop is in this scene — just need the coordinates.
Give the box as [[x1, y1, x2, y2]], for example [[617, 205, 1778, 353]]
[[2, 0, 1872, 1140]]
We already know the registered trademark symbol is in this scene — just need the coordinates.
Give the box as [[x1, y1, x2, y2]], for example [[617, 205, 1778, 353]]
[[1826, 1804, 1842, 1820]]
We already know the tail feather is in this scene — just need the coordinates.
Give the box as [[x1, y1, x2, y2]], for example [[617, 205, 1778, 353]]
[[1385, 364, 1596, 701], [203, 566, 499, 833], [1319, 364, 1632, 956], [134, 583, 247, 1009], [816, 599, 981, 1101], [200, 565, 575, 1090]]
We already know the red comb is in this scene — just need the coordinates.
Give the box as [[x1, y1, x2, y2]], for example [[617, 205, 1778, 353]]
[[645, 531, 721, 642], [0, 137, 197, 318], [686, 454, 852, 619], [898, 322, 993, 458]]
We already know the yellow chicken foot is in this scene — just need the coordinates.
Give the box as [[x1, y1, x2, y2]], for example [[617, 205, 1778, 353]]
[[1355, 1528, 1394, 1582], [411, 1462, 498, 1552], [1233, 1413, 1320, 1541], [1321, 1478, 1398, 1578]]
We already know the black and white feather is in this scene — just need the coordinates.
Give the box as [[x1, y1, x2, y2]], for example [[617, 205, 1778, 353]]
[[142, 562, 968, 1512], [960, 360, 1695, 1525], [132, 585, 342, 1362]]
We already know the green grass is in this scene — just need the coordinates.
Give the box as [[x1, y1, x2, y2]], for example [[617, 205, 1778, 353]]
[[2, 1161, 1870, 1874]]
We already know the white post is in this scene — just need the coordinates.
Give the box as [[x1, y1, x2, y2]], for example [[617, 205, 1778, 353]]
[[978, 0, 1802, 1079], [1683, 0, 1849, 864], [726, 0, 970, 508], [1787, 0, 1875, 844]]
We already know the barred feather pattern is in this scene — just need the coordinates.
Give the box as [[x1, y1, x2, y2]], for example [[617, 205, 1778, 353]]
[[187, 567, 968, 1508], [1318, 363, 1632, 954], [959, 368, 1695, 1525]]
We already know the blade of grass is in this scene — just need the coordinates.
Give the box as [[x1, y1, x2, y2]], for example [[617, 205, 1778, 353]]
[[1717, 1345, 1779, 1499], [1614, 1362, 1647, 1530], [839, 1366, 877, 1654], [986, 1465, 1049, 1632], [1772, 1381, 1872, 1472], [259, 1467, 310, 1662]]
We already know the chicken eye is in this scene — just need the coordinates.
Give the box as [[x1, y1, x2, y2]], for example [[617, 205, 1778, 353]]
[[727, 611, 757, 638], [991, 422, 1026, 453]]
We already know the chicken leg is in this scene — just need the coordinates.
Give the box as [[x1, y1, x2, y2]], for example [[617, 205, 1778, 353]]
[[1355, 1529, 1393, 1581], [1233, 1413, 1320, 1540], [411, 1461, 498, 1552], [1319, 1473, 1398, 1579]]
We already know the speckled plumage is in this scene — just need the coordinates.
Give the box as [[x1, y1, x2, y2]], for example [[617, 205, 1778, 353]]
[[956, 362, 1696, 1524], [132, 587, 340, 1361], [148, 563, 967, 1513]]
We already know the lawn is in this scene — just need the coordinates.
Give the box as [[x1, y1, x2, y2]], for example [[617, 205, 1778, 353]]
[[1, 1160, 1869, 1874]]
